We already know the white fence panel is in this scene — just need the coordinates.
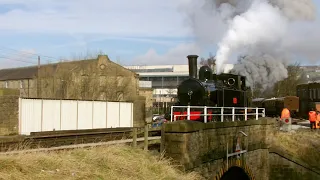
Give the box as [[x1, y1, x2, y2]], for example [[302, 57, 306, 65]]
[[42, 100, 61, 131], [20, 99, 42, 135], [19, 98, 134, 135], [77, 101, 93, 130], [60, 100, 78, 130], [107, 102, 120, 128], [119, 102, 133, 127], [92, 101, 107, 129]]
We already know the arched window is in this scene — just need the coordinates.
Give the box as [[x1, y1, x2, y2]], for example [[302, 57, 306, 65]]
[[117, 91, 124, 101]]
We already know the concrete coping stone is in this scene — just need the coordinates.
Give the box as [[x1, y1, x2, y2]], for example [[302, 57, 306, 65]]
[[164, 117, 276, 133]]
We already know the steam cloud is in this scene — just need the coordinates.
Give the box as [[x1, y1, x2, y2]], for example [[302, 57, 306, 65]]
[[182, 0, 316, 89], [215, 0, 316, 74], [230, 54, 289, 89]]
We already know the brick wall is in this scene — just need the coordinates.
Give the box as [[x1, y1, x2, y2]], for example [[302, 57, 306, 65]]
[[0, 89, 20, 135], [161, 118, 275, 179]]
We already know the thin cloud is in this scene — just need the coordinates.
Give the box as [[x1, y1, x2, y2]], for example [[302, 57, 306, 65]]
[[51, 35, 193, 49], [0, 48, 38, 69], [131, 43, 202, 65], [0, 0, 191, 37]]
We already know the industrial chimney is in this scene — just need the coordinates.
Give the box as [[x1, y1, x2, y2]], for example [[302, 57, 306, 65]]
[[187, 55, 198, 79]]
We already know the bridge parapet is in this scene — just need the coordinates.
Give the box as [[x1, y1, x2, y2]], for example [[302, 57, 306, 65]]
[[161, 118, 276, 179]]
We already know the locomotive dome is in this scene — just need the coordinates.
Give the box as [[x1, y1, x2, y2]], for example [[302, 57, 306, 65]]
[[199, 65, 213, 82]]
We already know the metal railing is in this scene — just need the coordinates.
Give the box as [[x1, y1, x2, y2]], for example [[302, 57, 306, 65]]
[[170, 106, 265, 122]]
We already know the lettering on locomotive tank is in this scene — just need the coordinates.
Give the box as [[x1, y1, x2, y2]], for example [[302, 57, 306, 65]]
[[233, 97, 238, 104]]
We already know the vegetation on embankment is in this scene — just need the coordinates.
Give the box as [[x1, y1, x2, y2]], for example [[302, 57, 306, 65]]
[[0, 145, 203, 180], [272, 129, 320, 170]]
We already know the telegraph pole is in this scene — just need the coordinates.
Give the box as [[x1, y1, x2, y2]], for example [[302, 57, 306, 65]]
[[37, 56, 41, 98]]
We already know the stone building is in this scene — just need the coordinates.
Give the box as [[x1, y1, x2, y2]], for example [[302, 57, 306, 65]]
[[0, 55, 139, 101], [0, 55, 154, 129]]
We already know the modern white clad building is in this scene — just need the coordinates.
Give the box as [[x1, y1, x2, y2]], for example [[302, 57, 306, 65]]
[[125, 64, 234, 105]]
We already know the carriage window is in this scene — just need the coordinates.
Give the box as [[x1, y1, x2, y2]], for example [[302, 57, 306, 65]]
[[304, 89, 308, 98]]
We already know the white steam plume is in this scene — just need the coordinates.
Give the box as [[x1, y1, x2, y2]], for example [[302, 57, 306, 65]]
[[215, 0, 316, 74], [181, 0, 316, 90], [216, 0, 288, 74]]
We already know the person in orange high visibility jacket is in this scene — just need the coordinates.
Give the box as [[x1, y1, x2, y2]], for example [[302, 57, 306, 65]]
[[308, 108, 317, 129], [316, 111, 320, 129], [280, 108, 291, 130], [281, 108, 291, 119]]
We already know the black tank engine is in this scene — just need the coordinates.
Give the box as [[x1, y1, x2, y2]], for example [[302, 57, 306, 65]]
[[176, 55, 251, 107]]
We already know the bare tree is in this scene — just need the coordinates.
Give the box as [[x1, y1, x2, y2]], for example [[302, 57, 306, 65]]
[[200, 52, 216, 70], [272, 62, 306, 97]]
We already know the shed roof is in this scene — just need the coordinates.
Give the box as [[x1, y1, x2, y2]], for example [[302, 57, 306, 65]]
[[0, 57, 100, 81], [0, 55, 136, 81], [0, 65, 39, 81]]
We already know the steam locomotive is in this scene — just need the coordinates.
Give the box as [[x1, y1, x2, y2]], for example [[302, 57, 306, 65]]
[[170, 55, 252, 122]]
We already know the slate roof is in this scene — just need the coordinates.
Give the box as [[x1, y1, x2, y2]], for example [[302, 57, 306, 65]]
[[0, 56, 135, 81], [0, 66, 39, 81], [0, 62, 60, 81]]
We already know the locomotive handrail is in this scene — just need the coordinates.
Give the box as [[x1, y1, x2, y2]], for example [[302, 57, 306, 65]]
[[170, 106, 265, 122]]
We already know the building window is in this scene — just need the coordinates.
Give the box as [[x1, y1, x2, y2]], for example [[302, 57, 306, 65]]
[[99, 76, 106, 87], [20, 80, 23, 89], [5, 81, 8, 88], [116, 91, 124, 101], [149, 77, 162, 81], [163, 77, 177, 81], [116, 76, 124, 87]]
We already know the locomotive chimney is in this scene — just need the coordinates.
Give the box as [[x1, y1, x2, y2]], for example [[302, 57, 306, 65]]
[[187, 55, 198, 79]]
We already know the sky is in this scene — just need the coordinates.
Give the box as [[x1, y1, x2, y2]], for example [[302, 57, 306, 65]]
[[0, 0, 319, 69]]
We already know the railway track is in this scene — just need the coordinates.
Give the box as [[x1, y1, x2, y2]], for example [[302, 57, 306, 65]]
[[0, 127, 161, 153]]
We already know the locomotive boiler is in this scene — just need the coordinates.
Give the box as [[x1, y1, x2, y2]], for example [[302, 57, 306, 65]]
[[171, 55, 252, 122]]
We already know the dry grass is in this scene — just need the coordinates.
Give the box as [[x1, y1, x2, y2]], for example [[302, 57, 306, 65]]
[[272, 129, 320, 169], [0, 144, 204, 180]]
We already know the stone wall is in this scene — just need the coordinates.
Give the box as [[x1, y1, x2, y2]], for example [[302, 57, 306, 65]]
[[133, 96, 146, 127], [139, 88, 153, 123], [0, 79, 36, 98], [0, 89, 20, 135], [161, 118, 275, 179], [269, 151, 320, 180]]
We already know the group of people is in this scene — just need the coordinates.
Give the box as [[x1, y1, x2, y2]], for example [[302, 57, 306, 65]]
[[281, 107, 320, 129], [308, 108, 320, 129]]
